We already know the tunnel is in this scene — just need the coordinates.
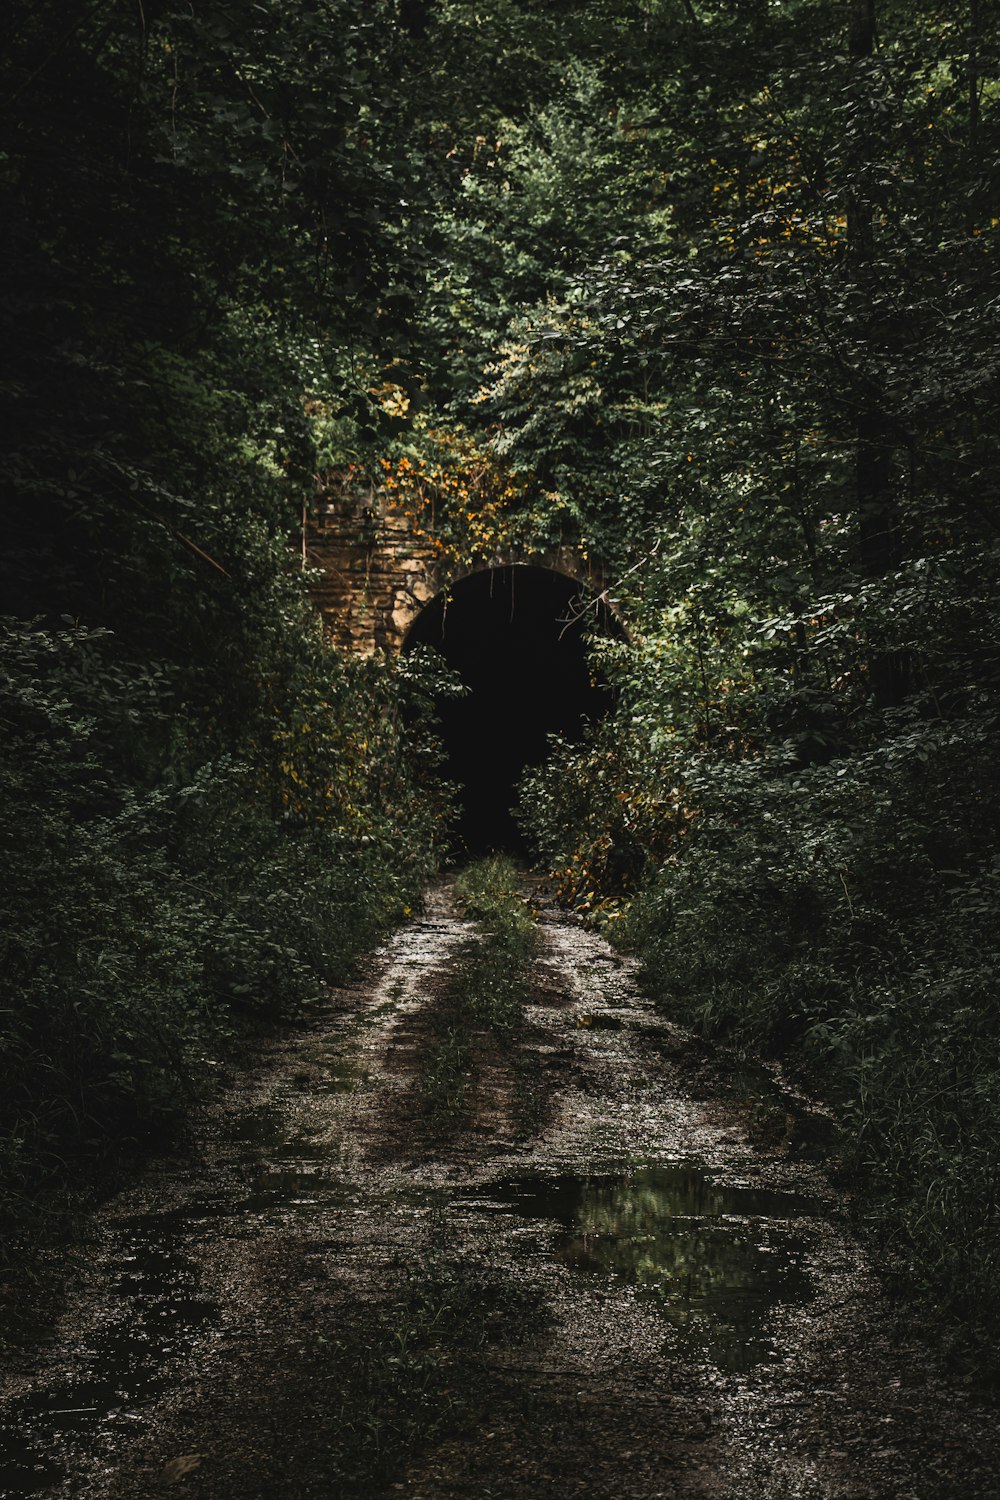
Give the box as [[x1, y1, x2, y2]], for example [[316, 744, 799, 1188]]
[[403, 565, 614, 855]]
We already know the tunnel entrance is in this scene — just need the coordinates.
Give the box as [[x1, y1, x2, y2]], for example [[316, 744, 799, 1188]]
[[404, 565, 613, 855]]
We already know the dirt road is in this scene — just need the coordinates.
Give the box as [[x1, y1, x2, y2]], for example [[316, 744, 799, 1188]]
[[1, 884, 998, 1499]]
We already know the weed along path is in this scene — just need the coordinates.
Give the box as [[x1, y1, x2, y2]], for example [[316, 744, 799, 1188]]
[[2, 868, 999, 1500]]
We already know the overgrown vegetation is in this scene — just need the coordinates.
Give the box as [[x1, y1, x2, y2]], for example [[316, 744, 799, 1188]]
[[423, 858, 536, 1131], [5, 0, 1000, 1349], [0, 619, 447, 1217], [316, 1249, 542, 1495], [505, 1, 1000, 1333], [0, 1, 453, 1251], [251, 1226, 548, 1499]]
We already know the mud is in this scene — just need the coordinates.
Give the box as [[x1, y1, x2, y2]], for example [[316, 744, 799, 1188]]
[[1, 882, 998, 1499]]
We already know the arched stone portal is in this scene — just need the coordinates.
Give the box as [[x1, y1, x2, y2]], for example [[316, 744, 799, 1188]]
[[405, 566, 616, 853], [305, 478, 620, 851], [305, 478, 608, 653]]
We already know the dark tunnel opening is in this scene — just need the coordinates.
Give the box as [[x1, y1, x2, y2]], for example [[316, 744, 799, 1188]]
[[403, 565, 615, 856]]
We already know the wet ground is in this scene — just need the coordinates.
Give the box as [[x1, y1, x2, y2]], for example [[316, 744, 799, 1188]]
[[1, 883, 999, 1499]]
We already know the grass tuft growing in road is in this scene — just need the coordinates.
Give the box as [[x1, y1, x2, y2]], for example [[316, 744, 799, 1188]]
[[423, 858, 537, 1131]]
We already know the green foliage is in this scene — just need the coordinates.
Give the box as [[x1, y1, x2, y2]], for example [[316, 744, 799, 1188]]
[[294, 1244, 544, 1496], [453, 857, 536, 1037], [424, 860, 536, 1128], [508, 0, 1000, 1334], [0, 616, 445, 1215], [0, 0, 457, 1231], [5, 0, 1000, 1347], [614, 694, 1000, 1323], [454, 855, 533, 936]]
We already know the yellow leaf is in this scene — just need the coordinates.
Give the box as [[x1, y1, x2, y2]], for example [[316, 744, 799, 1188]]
[[164, 1454, 205, 1483]]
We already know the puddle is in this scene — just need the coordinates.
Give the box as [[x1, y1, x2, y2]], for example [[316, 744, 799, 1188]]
[[0, 1125, 355, 1497], [465, 1166, 820, 1373], [241, 1161, 349, 1209], [0, 1227, 218, 1497], [294, 1048, 371, 1097], [574, 1013, 626, 1031]]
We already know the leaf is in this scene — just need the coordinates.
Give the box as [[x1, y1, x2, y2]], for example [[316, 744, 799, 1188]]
[[163, 1454, 205, 1483]]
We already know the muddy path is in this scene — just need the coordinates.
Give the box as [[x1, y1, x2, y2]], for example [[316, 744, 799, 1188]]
[[1, 883, 998, 1499]]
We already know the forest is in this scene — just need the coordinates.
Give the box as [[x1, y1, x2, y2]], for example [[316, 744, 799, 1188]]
[[2, 0, 1000, 1414]]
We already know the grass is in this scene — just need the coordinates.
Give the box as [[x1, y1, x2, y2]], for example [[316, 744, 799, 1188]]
[[422, 857, 537, 1131], [312, 1249, 544, 1495]]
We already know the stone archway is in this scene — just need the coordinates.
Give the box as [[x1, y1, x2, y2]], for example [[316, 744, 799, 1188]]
[[304, 476, 610, 653], [404, 564, 620, 852]]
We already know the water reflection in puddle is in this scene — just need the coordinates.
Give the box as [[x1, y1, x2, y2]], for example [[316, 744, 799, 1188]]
[[0, 1226, 217, 1496], [0, 1090, 375, 1495], [466, 1166, 820, 1373]]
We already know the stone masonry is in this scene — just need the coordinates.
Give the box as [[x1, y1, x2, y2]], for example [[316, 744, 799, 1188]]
[[304, 476, 609, 653]]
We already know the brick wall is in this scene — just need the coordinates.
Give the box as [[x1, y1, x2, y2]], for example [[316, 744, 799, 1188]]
[[304, 476, 609, 653]]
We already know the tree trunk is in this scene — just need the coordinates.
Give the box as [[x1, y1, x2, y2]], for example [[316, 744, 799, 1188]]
[[848, 0, 907, 706], [848, 0, 876, 59], [969, 0, 980, 153], [399, 0, 431, 39]]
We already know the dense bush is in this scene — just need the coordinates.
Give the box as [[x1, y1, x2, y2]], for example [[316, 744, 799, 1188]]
[[6, 0, 1000, 1347], [0, 0, 460, 1236], [0, 614, 447, 1212], [519, 546, 1000, 1325], [502, 0, 1000, 1332]]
